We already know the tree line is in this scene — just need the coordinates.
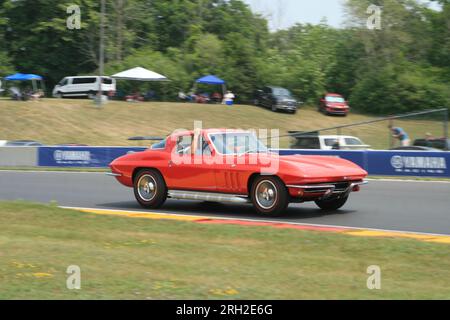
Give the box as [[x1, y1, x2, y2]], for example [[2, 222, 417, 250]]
[[0, 0, 449, 114]]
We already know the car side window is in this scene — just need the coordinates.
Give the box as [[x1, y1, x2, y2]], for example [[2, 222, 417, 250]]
[[344, 138, 363, 146], [295, 137, 320, 149], [195, 136, 212, 156], [324, 139, 339, 147], [176, 135, 193, 155]]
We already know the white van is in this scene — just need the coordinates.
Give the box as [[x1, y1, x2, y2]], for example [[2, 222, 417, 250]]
[[291, 134, 371, 150], [52, 76, 116, 98]]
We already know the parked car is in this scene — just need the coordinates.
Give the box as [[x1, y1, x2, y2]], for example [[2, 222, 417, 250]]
[[108, 129, 368, 216], [57, 143, 89, 147], [318, 93, 350, 116], [52, 76, 116, 99], [413, 138, 450, 151], [289, 132, 370, 150], [5, 140, 43, 146], [254, 86, 299, 113], [390, 146, 441, 151]]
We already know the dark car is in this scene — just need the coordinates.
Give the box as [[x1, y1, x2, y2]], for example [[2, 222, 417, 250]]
[[5, 140, 43, 146], [413, 138, 449, 151], [254, 86, 299, 113], [318, 93, 350, 116]]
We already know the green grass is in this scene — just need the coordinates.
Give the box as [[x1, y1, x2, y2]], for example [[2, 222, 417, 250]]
[[0, 99, 447, 149], [0, 201, 449, 299]]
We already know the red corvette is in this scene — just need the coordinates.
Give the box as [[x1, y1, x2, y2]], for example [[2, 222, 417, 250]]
[[109, 129, 367, 216]]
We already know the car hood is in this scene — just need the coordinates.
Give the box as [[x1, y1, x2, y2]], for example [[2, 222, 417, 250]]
[[276, 96, 297, 102], [258, 153, 367, 180]]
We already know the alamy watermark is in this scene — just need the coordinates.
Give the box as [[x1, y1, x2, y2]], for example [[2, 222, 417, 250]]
[[366, 265, 381, 290], [67, 5, 81, 30], [167, 121, 280, 175], [367, 4, 382, 30], [66, 265, 81, 290]]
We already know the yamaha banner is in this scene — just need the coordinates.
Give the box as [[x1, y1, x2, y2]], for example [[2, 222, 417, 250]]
[[37, 147, 450, 177], [367, 151, 449, 177], [38, 147, 147, 168], [277, 149, 450, 178]]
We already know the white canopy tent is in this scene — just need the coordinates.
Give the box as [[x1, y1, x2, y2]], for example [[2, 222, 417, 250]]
[[111, 67, 169, 81]]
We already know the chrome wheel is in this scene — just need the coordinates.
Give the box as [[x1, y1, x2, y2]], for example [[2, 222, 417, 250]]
[[137, 174, 157, 201], [255, 180, 278, 210]]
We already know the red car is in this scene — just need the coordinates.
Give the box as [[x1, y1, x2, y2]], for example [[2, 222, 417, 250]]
[[319, 93, 350, 116], [109, 129, 367, 216]]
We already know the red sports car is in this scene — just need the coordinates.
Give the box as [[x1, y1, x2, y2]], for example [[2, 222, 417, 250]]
[[319, 93, 350, 116], [109, 129, 367, 216]]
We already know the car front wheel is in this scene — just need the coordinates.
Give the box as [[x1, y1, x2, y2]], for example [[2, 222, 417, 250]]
[[251, 176, 289, 216], [134, 169, 167, 209], [315, 196, 349, 211]]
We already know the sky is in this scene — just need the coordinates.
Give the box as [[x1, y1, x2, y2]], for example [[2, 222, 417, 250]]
[[244, 0, 442, 31]]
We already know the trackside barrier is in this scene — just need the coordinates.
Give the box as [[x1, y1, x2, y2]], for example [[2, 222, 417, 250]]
[[1, 146, 448, 178], [0, 147, 38, 166], [277, 149, 450, 178], [37, 147, 147, 168]]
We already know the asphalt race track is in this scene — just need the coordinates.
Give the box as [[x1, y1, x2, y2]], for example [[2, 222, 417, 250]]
[[0, 171, 449, 235]]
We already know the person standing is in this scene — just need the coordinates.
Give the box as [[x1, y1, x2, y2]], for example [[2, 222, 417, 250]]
[[389, 125, 410, 146], [223, 90, 235, 106]]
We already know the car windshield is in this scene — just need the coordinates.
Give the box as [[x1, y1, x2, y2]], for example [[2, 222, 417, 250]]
[[326, 96, 345, 103], [273, 88, 292, 97], [345, 138, 364, 145], [210, 132, 268, 155]]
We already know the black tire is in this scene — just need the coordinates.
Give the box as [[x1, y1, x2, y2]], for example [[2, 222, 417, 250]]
[[55, 92, 63, 99], [254, 99, 259, 106], [315, 196, 349, 211], [271, 103, 277, 112], [133, 169, 167, 209], [250, 176, 289, 216]]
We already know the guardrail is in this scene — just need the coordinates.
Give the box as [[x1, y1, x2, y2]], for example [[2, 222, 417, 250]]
[[0, 146, 449, 178]]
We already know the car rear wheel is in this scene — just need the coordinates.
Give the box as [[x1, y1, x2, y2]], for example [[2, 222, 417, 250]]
[[251, 176, 288, 216], [315, 196, 349, 211], [134, 169, 167, 209]]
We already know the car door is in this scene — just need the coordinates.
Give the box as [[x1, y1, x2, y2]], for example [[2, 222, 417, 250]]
[[165, 132, 217, 191], [60, 78, 70, 94], [260, 87, 269, 107], [206, 132, 251, 195]]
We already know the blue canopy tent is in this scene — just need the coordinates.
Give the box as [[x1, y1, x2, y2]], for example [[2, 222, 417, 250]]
[[194, 75, 227, 96], [4, 73, 45, 92]]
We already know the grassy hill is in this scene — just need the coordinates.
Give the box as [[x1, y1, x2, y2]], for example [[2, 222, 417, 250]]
[[0, 98, 446, 149]]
